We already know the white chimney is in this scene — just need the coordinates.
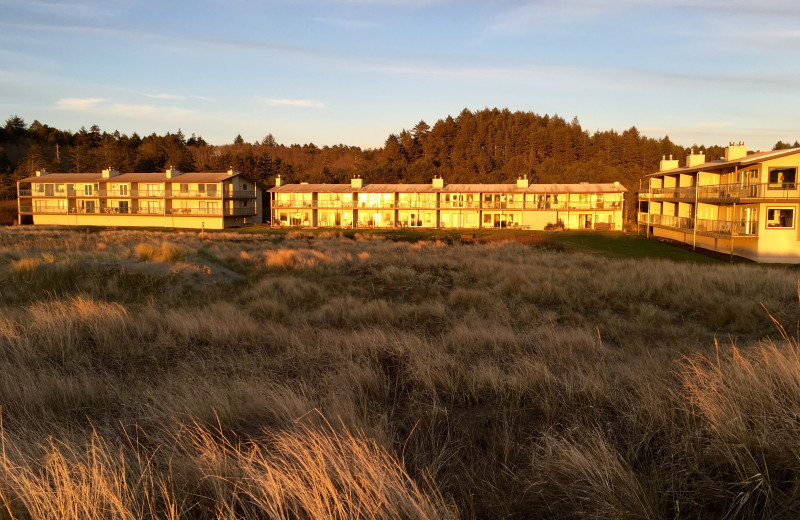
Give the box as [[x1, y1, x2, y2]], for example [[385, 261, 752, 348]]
[[432, 176, 444, 188], [227, 166, 237, 177], [35, 169, 48, 177], [724, 141, 747, 161], [275, 175, 285, 187], [685, 149, 706, 168], [351, 176, 363, 189], [659, 155, 679, 171], [102, 166, 120, 178]]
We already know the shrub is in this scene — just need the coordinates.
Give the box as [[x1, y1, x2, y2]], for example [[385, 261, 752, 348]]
[[135, 242, 158, 262], [543, 219, 565, 231]]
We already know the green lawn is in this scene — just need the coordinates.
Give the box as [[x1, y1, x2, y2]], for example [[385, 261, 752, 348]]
[[547, 230, 724, 263], [236, 225, 728, 263]]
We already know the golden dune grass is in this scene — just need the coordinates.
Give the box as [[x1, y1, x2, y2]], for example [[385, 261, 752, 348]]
[[0, 227, 798, 518]]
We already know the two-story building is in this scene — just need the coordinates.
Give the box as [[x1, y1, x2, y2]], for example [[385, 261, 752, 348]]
[[638, 143, 800, 263], [269, 177, 627, 230], [17, 167, 264, 229]]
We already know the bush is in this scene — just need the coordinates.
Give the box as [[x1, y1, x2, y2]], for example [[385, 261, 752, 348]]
[[544, 219, 565, 231]]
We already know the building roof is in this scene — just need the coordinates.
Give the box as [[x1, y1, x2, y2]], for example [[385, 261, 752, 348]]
[[645, 147, 800, 178], [19, 171, 249, 183], [269, 182, 627, 194]]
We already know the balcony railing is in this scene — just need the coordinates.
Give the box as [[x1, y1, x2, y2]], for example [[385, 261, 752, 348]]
[[18, 189, 32, 197], [641, 182, 799, 203], [167, 208, 257, 217], [396, 201, 438, 209], [639, 213, 758, 237]]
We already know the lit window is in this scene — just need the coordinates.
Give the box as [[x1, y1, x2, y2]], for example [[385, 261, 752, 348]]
[[766, 208, 794, 228], [769, 168, 797, 189]]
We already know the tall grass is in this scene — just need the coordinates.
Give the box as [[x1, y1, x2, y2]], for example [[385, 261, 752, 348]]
[[0, 226, 798, 518]]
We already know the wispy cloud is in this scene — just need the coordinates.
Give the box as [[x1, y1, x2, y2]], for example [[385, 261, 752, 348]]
[[488, 0, 800, 33], [314, 17, 381, 29], [56, 97, 106, 110], [144, 93, 185, 100], [107, 103, 194, 118], [0, 0, 131, 20], [260, 98, 325, 108], [698, 121, 733, 129], [56, 97, 193, 118]]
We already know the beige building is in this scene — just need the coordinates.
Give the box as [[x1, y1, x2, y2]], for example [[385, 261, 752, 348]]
[[17, 167, 263, 229], [638, 143, 800, 263], [269, 177, 626, 230]]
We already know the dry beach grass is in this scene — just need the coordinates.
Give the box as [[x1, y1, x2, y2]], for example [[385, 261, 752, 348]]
[[0, 226, 798, 518]]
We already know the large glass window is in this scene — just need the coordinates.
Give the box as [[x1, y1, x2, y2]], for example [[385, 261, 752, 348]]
[[766, 208, 795, 228], [768, 167, 797, 189]]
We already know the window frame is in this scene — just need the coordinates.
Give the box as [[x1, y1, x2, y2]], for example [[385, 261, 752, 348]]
[[766, 207, 795, 229], [768, 167, 797, 190]]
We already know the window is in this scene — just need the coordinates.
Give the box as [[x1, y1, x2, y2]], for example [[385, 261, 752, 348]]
[[180, 183, 189, 193], [769, 167, 797, 189], [84, 184, 93, 196], [56, 184, 65, 193], [207, 184, 217, 197], [35, 183, 44, 193], [119, 184, 128, 196], [45, 185, 54, 196], [198, 184, 205, 194], [483, 214, 492, 224], [118, 201, 129, 214], [766, 208, 794, 228]]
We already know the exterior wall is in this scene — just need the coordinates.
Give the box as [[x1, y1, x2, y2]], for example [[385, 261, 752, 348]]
[[32, 213, 226, 229], [757, 202, 799, 262]]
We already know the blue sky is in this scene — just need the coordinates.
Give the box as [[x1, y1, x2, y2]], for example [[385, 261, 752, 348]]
[[1, 0, 799, 149]]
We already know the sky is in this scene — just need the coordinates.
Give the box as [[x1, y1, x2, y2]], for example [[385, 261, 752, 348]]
[[1, 0, 800, 150]]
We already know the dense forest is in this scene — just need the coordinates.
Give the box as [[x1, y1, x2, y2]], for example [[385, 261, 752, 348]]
[[1, 109, 797, 203]]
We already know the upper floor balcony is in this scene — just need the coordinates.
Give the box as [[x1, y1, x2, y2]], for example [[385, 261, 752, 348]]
[[272, 199, 623, 211], [640, 182, 799, 204]]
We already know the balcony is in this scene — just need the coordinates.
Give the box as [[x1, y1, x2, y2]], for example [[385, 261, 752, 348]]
[[440, 201, 481, 209], [167, 208, 257, 217], [18, 189, 32, 197], [396, 201, 438, 209], [640, 182, 799, 204], [639, 213, 758, 237]]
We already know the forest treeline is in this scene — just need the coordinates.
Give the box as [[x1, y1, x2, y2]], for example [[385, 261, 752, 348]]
[[1, 108, 798, 201]]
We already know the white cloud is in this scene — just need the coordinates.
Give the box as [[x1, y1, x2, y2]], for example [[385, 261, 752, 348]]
[[56, 97, 106, 110], [107, 103, 194, 118], [260, 98, 325, 108], [144, 93, 185, 100], [56, 97, 193, 118], [698, 121, 733, 129], [488, 0, 800, 33]]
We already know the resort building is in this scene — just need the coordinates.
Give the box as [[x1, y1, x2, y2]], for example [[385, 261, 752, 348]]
[[269, 177, 627, 230], [17, 167, 263, 229], [638, 143, 800, 263]]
